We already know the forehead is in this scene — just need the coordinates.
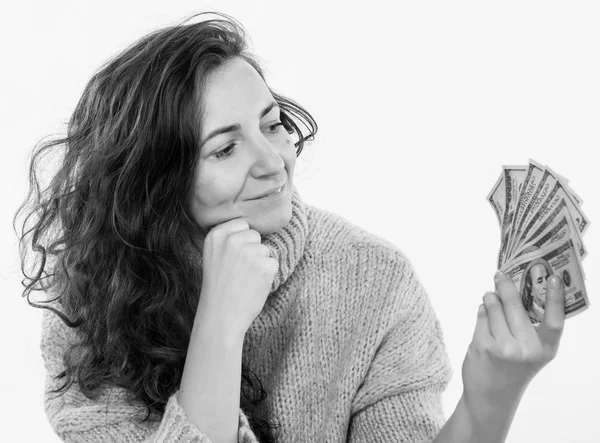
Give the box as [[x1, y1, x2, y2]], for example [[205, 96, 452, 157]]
[[201, 57, 271, 124], [531, 263, 548, 278]]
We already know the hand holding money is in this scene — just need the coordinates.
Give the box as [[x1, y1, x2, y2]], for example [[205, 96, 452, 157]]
[[487, 160, 590, 323], [458, 271, 565, 441]]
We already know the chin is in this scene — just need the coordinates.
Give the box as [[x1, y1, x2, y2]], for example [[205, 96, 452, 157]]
[[251, 202, 293, 236]]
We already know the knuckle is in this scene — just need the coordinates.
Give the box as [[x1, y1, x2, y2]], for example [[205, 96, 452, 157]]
[[545, 321, 565, 334], [541, 342, 559, 360], [496, 343, 522, 361], [232, 218, 250, 230], [220, 218, 250, 236], [471, 338, 493, 355], [249, 229, 262, 243], [496, 286, 518, 301], [496, 282, 517, 299], [479, 342, 493, 355], [263, 258, 278, 275], [240, 244, 254, 259], [502, 297, 522, 310], [520, 348, 541, 363], [224, 232, 238, 247]]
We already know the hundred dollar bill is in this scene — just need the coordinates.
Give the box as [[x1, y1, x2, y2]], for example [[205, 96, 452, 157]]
[[552, 168, 583, 205], [497, 165, 528, 268], [514, 208, 587, 265], [513, 196, 587, 262], [517, 172, 589, 250], [507, 166, 561, 258], [487, 173, 506, 227], [505, 160, 545, 258], [500, 236, 589, 324]]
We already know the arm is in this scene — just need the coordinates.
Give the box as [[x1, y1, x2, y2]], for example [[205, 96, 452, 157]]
[[177, 308, 245, 443], [348, 270, 565, 443], [40, 306, 258, 443], [434, 272, 565, 443], [434, 392, 521, 443]]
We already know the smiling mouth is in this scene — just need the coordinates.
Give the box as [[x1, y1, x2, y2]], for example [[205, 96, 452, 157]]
[[253, 184, 284, 199], [251, 179, 287, 200]]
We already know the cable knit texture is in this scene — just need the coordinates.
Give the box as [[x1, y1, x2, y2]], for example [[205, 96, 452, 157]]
[[40, 185, 452, 442]]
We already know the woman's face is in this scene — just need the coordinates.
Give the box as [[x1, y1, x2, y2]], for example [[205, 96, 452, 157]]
[[188, 57, 296, 236]]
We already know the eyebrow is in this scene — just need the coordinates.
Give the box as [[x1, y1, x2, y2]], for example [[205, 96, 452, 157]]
[[201, 101, 280, 148]]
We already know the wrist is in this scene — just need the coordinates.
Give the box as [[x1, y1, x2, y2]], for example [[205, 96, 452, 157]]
[[459, 388, 523, 442], [462, 383, 526, 418], [192, 311, 246, 346], [194, 297, 248, 344]]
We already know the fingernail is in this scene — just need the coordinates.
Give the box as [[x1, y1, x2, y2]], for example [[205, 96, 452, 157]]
[[548, 275, 561, 289], [494, 270, 504, 280]]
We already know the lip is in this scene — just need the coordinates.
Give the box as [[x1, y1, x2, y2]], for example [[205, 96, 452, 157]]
[[250, 179, 287, 200]]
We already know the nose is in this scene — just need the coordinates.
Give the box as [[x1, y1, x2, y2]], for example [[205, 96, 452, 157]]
[[249, 134, 285, 176]]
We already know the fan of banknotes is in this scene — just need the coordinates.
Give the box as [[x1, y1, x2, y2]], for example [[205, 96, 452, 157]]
[[487, 159, 590, 323]]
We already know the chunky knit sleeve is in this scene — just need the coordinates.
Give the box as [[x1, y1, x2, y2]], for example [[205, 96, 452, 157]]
[[40, 307, 259, 443], [348, 258, 452, 443]]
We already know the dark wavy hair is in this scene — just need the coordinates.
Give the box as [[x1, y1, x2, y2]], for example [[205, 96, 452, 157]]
[[13, 11, 317, 442]]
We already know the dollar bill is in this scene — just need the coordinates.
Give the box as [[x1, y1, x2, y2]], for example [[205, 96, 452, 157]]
[[489, 160, 590, 322], [513, 198, 587, 262], [487, 173, 506, 227], [507, 167, 560, 258], [505, 160, 545, 259], [497, 165, 528, 268], [517, 174, 589, 249], [513, 208, 587, 264], [500, 236, 589, 323], [552, 168, 583, 205]]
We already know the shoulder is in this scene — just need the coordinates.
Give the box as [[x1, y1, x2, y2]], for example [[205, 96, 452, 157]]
[[306, 203, 408, 260], [304, 203, 419, 289], [39, 299, 82, 368], [303, 205, 446, 362]]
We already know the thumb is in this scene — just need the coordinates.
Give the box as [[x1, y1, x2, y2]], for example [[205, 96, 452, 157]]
[[537, 275, 565, 350]]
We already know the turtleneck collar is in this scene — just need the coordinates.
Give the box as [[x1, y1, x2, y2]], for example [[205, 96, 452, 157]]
[[263, 184, 309, 294], [241, 184, 308, 353]]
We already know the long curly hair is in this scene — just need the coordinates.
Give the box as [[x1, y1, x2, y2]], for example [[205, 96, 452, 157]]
[[13, 11, 317, 442]]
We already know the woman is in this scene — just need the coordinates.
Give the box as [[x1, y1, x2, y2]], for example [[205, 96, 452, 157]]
[[15, 11, 565, 443]]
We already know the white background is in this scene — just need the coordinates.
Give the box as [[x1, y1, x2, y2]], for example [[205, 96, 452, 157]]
[[1, 1, 598, 442]]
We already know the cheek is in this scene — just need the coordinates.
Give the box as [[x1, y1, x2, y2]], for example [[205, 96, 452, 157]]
[[197, 179, 235, 206], [195, 163, 248, 206]]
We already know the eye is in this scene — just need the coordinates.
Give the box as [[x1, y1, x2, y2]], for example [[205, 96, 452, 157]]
[[265, 122, 284, 134], [214, 143, 235, 159]]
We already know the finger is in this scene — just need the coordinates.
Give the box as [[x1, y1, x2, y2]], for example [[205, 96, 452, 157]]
[[482, 291, 513, 342], [494, 271, 536, 340], [232, 228, 261, 244], [214, 217, 250, 235], [537, 275, 565, 349], [246, 243, 271, 257], [472, 303, 492, 344]]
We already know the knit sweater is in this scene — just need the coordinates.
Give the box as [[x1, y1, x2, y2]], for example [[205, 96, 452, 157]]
[[40, 185, 452, 442]]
